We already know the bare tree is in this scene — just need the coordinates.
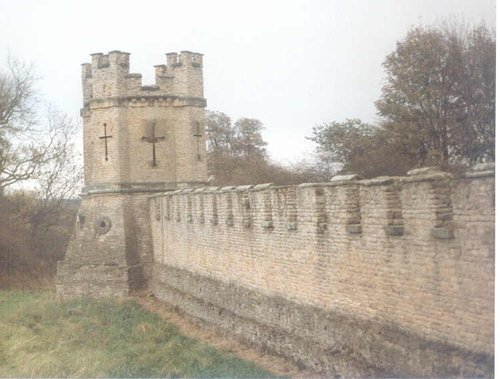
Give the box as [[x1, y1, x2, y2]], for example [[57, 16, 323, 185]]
[[0, 55, 45, 191], [28, 110, 82, 243], [0, 56, 82, 265], [0, 55, 37, 134]]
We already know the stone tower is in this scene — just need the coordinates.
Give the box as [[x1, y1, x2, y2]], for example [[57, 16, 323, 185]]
[[56, 50, 207, 297]]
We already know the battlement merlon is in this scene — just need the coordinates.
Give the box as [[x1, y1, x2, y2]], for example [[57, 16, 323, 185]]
[[81, 50, 205, 105], [90, 51, 131, 70], [166, 51, 203, 67]]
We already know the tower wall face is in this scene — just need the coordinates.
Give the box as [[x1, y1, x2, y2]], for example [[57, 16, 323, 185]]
[[58, 51, 207, 297], [82, 51, 207, 192]]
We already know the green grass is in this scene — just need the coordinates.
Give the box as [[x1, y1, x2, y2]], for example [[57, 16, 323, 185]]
[[0, 290, 278, 378]]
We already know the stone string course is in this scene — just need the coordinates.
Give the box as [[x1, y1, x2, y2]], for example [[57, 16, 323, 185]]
[[150, 165, 494, 377]]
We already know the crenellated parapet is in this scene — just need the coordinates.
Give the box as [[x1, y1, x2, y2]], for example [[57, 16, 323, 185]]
[[81, 50, 205, 110], [152, 164, 493, 240], [149, 163, 494, 377]]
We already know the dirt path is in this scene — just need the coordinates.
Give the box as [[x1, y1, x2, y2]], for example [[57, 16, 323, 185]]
[[133, 293, 318, 378]]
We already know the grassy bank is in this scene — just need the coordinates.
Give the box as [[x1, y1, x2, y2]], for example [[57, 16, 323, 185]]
[[0, 291, 277, 378]]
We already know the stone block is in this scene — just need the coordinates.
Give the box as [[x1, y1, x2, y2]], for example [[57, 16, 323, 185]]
[[330, 173, 361, 182], [383, 224, 404, 236], [431, 227, 455, 239], [346, 224, 362, 234], [262, 220, 274, 229], [407, 166, 440, 176]]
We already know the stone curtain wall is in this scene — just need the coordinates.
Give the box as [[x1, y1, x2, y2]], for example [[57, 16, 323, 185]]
[[149, 165, 494, 377]]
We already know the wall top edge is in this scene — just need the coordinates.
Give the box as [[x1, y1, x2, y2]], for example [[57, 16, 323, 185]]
[[153, 163, 494, 198]]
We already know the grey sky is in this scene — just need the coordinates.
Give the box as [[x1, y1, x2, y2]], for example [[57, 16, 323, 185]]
[[0, 0, 495, 163]]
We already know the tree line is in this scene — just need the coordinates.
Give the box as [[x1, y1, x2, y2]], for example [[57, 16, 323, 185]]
[[206, 23, 494, 182], [309, 23, 495, 178], [204, 111, 318, 185]]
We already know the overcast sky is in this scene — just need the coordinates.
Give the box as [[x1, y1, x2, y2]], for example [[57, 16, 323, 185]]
[[0, 0, 495, 163]]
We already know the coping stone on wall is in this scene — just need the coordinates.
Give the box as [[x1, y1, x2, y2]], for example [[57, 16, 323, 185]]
[[219, 186, 236, 192], [403, 172, 452, 183], [471, 162, 495, 171], [403, 166, 453, 183], [406, 166, 440, 176], [251, 183, 274, 191], [235, 184, 254, 191], [298, 182, 329, 188], [465, 162, 495, 178], [360, 176, 396, 186], [203, 186, 220, 193], [431, 227, 455, 240], [330, 174, 361, 182]]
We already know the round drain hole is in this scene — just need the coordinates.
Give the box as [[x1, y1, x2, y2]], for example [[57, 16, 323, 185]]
[[95, 216, 112, 235]]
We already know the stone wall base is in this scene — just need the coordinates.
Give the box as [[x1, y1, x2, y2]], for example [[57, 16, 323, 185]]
[[56, 262, 131, 297], [56, 192, 153, 298], [152, 264, 493, 378]]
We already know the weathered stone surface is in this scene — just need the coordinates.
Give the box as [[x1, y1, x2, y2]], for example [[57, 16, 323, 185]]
[[152, 264, 493, 378], [360, 176, 395, 186], [431, 227, 455, 239], [346, 224, 362, 234], [219, 186, 236, 192], [252, 183, 274, 190], [471, 162, 495, 172], [235, 184, 254, 191], [406, 166, 440, 176], [56, 193, 155, 297], [261, 220, 274, 229], [150, 173, 494, 376], [466, 162, 495, 178], [330, 173, 361, 182], [383, 224, 404, 236]]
